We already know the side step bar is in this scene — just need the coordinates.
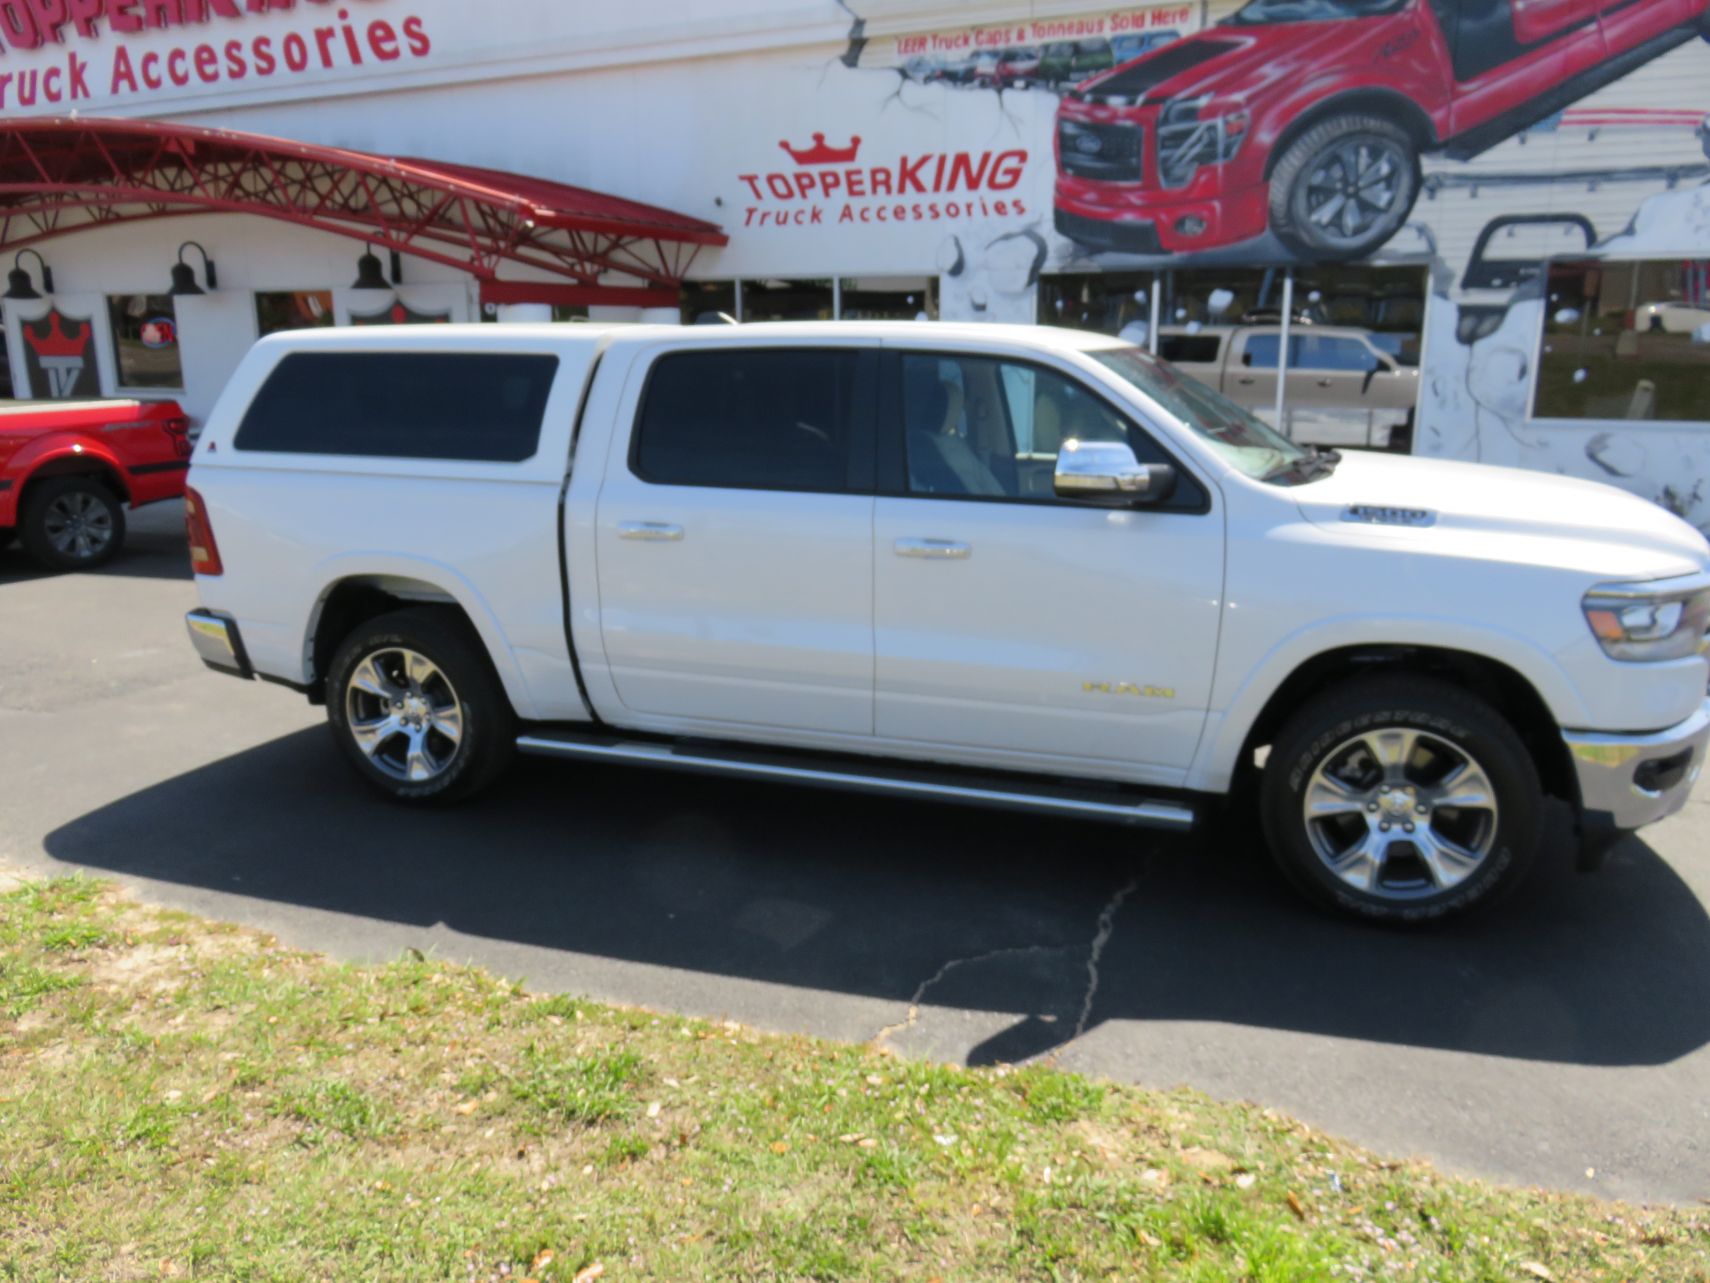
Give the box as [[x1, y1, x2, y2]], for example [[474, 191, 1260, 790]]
[[515, 729, 1196, 831]]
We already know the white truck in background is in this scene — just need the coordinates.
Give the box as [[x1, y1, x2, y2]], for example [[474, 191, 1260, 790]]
[[183, 322, 1710, 923]]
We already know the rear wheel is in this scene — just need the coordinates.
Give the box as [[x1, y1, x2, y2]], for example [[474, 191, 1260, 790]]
[[20, 475, 126, 572], [1268, 113, 1420, 262], [326, 608, 515, 804], [1261, 676, 1541, 923]]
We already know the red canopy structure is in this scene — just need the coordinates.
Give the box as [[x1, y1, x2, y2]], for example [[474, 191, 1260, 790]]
[[0, 117, 727, 308]]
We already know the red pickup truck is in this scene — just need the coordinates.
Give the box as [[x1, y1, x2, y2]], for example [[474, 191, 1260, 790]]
[[1054, 0, 1710, 261], [0, 399, 191, 571]]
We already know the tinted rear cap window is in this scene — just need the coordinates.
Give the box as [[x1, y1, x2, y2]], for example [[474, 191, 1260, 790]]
[[234, 351, 558, 462]]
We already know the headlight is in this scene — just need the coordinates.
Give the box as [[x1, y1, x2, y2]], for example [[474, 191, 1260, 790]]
[[1583, 578, 1710, 661]]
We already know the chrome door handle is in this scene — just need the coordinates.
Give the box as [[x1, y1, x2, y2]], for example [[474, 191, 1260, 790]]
[[1315, 377, 1335, 387], [895, 537, 970, 560], [617, 521, 684, 542], [1235, 376, 1256, 385]]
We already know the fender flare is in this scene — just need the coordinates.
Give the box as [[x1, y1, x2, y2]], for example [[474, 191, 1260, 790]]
[[303, 553, 541, 720], [9, 435, 133, 500], [1188, 615, 1587, 793]]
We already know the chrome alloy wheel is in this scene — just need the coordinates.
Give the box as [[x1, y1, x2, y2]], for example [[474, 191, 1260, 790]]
[[1302, 727, 1500, 900], [43, 491, 115, 561], [1302, 138, 1406, 248], [343, 647, 465, 783]]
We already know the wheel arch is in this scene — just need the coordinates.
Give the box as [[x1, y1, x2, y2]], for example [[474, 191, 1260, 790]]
[[303, 569, 529, 716], [1233, 644, 1577, 808], [18, 450, 133, 511], [1261, 90, 1437, 182]]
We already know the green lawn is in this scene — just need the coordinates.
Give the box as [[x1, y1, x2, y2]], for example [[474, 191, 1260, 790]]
[[1, 875, 1704, 1281]]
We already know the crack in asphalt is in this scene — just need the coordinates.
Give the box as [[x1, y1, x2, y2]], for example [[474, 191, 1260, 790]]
[[1074, 877, 1138, 1041], [872, 874, 1142, 1057], [871, 942, 1071, 1048]]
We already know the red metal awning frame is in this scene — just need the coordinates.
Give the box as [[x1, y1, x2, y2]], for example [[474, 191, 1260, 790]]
[[0, 117, 727, 308]]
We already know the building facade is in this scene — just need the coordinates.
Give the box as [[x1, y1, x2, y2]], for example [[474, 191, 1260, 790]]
[[1, 0, 1707, 525]]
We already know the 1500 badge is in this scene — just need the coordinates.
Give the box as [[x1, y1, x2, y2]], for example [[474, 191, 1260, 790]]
[[1083, 681, 1175, 699]]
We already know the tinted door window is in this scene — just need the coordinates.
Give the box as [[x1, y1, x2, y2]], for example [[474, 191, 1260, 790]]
[[234, 352, 557, 461], [1159, 333, 1224, 363], [1293, 335, 1380, 371], [896, 352, 1204, 508], [633, 348, 871, 493]]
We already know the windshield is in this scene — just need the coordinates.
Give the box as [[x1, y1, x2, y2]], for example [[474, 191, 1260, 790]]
[[1228, 0, 1407, 25], [1088, 345, 1314, 481]]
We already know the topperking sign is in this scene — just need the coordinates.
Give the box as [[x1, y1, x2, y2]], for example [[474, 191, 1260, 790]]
[[0, 0, 430, 108]]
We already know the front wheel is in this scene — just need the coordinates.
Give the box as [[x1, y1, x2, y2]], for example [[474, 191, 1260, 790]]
[[326, 608, 515, 804], [1260, 676, 1541, 923], [1268, 113, 1420, 262]]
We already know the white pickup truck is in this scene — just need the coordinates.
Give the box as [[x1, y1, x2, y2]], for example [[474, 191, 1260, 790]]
[[183, 322, 1710, 922]]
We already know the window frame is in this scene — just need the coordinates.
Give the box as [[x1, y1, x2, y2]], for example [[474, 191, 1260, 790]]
[[231, 350, 560, 463], [627, 345, 879, 496], [105, 293, 186, 395], [1527, 252, 1710, 431], [876, 348, 1212, 515]]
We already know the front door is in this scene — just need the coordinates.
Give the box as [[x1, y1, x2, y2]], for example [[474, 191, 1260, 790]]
[[1439, 0, 1606, 132], [595, 344, 878, 737], [871, 348, 1224, 783]]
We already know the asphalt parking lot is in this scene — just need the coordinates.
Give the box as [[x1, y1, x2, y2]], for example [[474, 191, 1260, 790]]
[[3, 499, 1708, 1206]]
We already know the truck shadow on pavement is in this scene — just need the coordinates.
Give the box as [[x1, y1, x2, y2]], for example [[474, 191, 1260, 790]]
[[45, 726, 1710, 1070]]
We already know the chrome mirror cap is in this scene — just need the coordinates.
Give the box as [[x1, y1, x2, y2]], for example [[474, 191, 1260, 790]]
[[1053, 439, 1173, 503]]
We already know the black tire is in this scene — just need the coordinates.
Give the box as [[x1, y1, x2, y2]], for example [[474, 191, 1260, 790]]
[[20, 475, 126, 572], [325, 608, 515, 804], [1260, 676, 1541, 924], [1268, 113, 1420, 262]]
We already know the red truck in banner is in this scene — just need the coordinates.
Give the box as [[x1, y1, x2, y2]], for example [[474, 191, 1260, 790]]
[[1054, 0, 1710, 261], [0, 398, 191, 571]]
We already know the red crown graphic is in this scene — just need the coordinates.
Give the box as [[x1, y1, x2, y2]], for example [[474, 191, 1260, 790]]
[[24, 313, 89, 359], [779, 132, 862, 166]]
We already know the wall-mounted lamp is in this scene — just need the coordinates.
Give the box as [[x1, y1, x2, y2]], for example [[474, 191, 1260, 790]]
[[3, 248, 54, 301], [169, 241, 218, 296], [352, 244, 402, 291]]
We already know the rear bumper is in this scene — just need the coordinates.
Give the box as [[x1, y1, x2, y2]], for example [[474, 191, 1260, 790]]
[[1565, 698, 1710, 865], [185, 609, 253, 680]]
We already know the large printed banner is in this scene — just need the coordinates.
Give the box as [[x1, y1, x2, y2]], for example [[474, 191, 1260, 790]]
[[0, 0, 429, 110]]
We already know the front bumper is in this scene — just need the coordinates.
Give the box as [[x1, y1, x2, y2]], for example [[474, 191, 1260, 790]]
[[186, 609, 254, 680], [1564, 698, 1710, 865]]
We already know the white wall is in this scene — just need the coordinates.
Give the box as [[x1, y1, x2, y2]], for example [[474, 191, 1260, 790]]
[[3, 215, 476, 423]]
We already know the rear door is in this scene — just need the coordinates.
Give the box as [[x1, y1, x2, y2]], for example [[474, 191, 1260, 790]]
[[594, 343, 879, 737]]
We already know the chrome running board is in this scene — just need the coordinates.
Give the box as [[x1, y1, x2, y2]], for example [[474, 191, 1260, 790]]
[[515, 730, 1196, 831]]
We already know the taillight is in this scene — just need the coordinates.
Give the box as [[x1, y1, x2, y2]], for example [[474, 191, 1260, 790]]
[[165, 414, 192, 458], [184, 486, 224, 577]]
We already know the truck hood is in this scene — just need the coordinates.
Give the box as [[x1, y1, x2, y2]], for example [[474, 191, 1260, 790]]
[[1291, 451, 1710, 578], [1075, 20, 1354, 104]]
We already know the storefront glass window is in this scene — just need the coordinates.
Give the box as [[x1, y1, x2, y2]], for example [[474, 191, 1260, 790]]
[[256, 291, 334, 337], [1534, 259, 1710, 423], [740, 279, 833, 322], [107, 294, 184, 390], [681, 282, 737, 325], [840, 276, 937, 321], [1041, 265, 1423, 452]]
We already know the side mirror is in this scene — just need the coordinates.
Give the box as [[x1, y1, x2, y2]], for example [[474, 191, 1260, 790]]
[[1362, 359, 1390, 393], [1054, 440, 1175, 504]]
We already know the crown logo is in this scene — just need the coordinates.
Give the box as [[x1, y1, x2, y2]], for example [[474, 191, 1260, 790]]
[[24, 313, 90, 360], [779, 132, 862, 166]]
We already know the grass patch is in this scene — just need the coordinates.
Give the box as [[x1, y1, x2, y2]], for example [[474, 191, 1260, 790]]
[[0, 873, 1705, 1282]]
